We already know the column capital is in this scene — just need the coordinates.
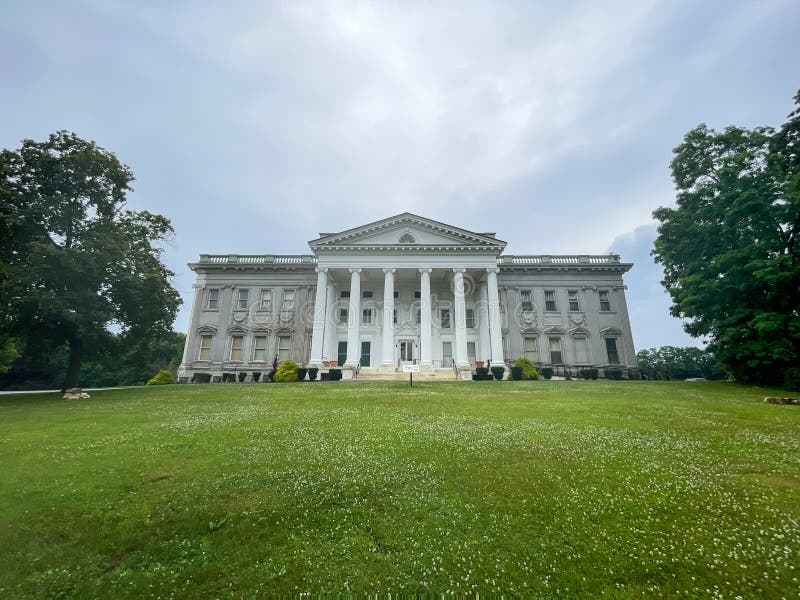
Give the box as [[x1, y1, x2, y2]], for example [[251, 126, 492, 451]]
[[348, 267, 362, 274], [486, 267, 500, 275], [419, 268, 432, 274], [382, 268, 396, 274], [314, 267, 328, 274], [452, 268, 466, 274]]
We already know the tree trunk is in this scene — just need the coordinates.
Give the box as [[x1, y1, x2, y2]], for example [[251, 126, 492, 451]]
[[62, 337, 83, 391]]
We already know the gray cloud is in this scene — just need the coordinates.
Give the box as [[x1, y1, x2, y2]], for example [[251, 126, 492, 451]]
[[1, 0, 797, 339]]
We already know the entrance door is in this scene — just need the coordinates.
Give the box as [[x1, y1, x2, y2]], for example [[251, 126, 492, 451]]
[[360, 341, 371, 367], [399, 340, 414, 365], [442, 341, 453, 368], [337, 341, 347, 366]]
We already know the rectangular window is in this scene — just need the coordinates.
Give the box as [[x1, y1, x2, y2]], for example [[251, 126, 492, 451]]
[[544, 290, 557, 312], [363, 308, 372, 324], [362, 290, 373, 299], [236, 289, 249, 310], [258, 289, 272, 311], [253, 335, 267, 361], [568, 290, 580, 312], [206, 288, 219, 310], [339, 308, 348, 324], [340, 291, 350, 298], [599, 290, 611, 312], [337, 341, 347, 366], [414, 291, 421, 299], [467, 341, 476, 366], [465, 308, 475, 328], [575, 337, 589, 364], [278, 335, 291, 362], [198, 335, 213, 361], [523, 337, 538, 362], [549, 337, 563, 364], [393, 291, 399, 299], [230, 335, 243, 361], [606, 338, 620, 364], [442, 341, 453, 368], [282, 290, 295, 313], [360, 341, 371, 367], [416, 309, 421, 324], [393, 308, 398, 324], [520, 290, 533, 312], [440, 308, 451, 328]]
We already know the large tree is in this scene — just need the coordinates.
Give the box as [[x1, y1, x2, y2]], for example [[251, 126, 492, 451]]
[[653, 91, 800, 389], [0, 131, 181, 389]]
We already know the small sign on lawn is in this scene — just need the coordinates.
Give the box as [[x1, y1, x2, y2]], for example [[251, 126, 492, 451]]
[[402, 364, 420, 373]]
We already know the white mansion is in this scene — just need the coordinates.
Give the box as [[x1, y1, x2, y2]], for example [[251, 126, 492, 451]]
[[178, 213, 636, 381]]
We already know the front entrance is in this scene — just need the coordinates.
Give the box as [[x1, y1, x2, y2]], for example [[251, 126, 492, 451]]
[[398, 340, 414, 366]]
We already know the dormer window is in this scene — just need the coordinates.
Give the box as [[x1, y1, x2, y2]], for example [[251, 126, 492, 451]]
[[399, 233, 415, 244]]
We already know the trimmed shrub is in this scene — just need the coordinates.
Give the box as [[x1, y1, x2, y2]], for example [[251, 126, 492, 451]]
[[541, 367, 553, 380], [273, 360, 299, 383], [510, 366, 523, 380], [252, 372, 261, 382], [222, 373, 236, 383], [490, 366, 505, 381], [475, 366, 490, 381], [307, 367, 319, 381], [238, 372, 247, 382], [785, 367, 800, 391], [192, 372, 212, 383], [297, 367, 308, 381], [328, 368, 342, 381], [580, 368, 599, 380], [147, 370, 176, 386], [605, 369, 623, 380], [513, 357, 539, 380]]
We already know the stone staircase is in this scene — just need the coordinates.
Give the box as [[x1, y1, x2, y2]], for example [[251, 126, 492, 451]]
[[355, 368, 460, 381]]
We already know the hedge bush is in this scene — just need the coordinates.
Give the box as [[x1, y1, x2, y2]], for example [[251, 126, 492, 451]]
[[297, 367, 308, 381], [273, 360, 299, 382], [146, 370, 175, 386], [328, 368, 342, 381], [605, 369, 623, 380], [541, 367, 553, 380], [238, 372, 247, 382], [252, 372, 261, 382], [222, 373, 236, 383], [475, 366, 490, 381], [307, 367, 319, 381], [510, 366, 523, 380], [191, 373, 212, 383], [580, 368, 599, 380], [513, 357, 539, 380], [490, 366, 505, 381]]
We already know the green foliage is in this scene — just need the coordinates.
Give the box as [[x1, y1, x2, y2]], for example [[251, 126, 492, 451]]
[[605, 370, 623, 380], [636, 346, 725, 381], [252, 372, 261, 382], [146, 370, 176, 386], [475, 366, 490, 380], [307, 367, 319, 381], [652, 91, 800, 387], [191, 373, 211, 383], [273, 360, 299, 383], [579, 368, 599, 380], [238, 372, 247, 382], [0, 336, 18, 375], [0, 131, 181, 389], [297, 367, 308, 381], [510, 366, 523, 380], [541, 367, 553, 380], [222, 373, 236, 383], [513, 357, 539, 380], [328, 368, 342, 381], [490, 366, 505, 381]]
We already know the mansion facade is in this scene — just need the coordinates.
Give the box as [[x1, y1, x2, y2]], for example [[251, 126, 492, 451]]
[[178, 213, 636, 381]]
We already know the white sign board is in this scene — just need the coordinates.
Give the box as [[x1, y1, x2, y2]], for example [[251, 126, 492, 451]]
[[402, 364, 420, 373]]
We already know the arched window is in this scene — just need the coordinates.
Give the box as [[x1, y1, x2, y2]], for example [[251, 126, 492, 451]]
[[398, 232, 415, 244]]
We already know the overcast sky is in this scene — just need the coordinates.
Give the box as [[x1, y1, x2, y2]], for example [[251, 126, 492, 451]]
[[2, 0, 798, 350]]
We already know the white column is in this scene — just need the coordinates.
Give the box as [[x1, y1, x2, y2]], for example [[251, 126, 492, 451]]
[[309, 268, 328, 367], [478, 281, 490, 364], [453, 268, 470, 368], [344, 268, 361, 367], [325, 278, 336, 362], [486, 267, 505, 369], [380, 268, 395, 370], [419, 268, 433, 370]]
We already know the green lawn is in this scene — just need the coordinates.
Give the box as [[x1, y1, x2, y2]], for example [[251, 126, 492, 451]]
[[1, 381, 799, 597]]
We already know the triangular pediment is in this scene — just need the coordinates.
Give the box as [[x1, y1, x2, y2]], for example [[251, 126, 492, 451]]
[[309, 213, 506, 251]]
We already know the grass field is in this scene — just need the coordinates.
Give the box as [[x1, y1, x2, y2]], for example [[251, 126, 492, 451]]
[[1, 381, 799, 597]]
